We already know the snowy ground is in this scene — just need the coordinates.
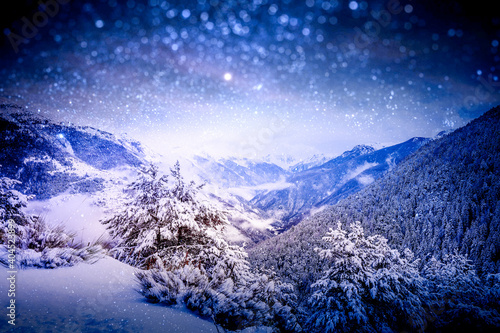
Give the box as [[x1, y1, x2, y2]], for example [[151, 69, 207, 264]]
[[24, 193, 110, 245], [0, 257, 219, 332]]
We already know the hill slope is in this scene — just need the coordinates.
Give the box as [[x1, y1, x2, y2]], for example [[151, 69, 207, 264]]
[[0, 107, 146, 200], [0, 257, 218, 332], [249, 106, 500, 293], [251, 139, 429, 231]]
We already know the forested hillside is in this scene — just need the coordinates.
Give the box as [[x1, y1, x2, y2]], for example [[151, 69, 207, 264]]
[[249, 105, 500, 290], [251, 138, 429, 231]]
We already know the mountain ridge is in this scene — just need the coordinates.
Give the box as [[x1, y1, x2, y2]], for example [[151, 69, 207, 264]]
[[250, 136, 430, 231], [0, 108, 146, 199], [248, 106, 500, 286]]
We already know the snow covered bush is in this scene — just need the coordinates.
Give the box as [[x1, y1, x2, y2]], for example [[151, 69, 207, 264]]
[[307, 221, 428, 333], [0, 245, 104, 268], [423, 253, 500, 331], [0, 176, 105, 268], [136, 250, 300, 331], [136, 243, 259, 330]]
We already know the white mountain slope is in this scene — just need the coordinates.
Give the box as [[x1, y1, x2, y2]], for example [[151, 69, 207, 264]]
[[289, 154, 331, 173], [20, 163, 144, 246], [0, 257, 219, 332]]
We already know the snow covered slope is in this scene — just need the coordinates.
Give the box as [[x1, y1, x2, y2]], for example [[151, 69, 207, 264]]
[[0, 108, 146, 200], [0, 257, 218, 332]]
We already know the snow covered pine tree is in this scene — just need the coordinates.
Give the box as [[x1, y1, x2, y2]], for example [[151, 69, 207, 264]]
[[104, 162, 299, 331], [422, 253, 500, 330], [307, 221, 427, 333], [102, 162, 225, 269]]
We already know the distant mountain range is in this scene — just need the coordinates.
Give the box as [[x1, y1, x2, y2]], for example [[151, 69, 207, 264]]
[[1, 104, 441, 244], [189, 155, 288, 189], [250, 139, 429, 231], [249, 106, 500, 281], [289, 154, 331, 173], [188, 138, 429, 233]]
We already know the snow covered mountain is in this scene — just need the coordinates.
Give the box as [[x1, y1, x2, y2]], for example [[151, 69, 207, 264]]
[[250, 105, 500, 283], [244, 106, 500, 332], [2, 105, 499, 332], [289, 153, 331, 173], [0, 106, 433, 241], [250, 139, 429, 231], [0, 107, 146, 200], [0, 107, 277, 245]]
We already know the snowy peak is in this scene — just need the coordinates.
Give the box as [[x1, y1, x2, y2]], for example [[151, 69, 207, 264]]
[[289, 154, 331, 173], [50, 125, 144, 170], [1, 109, 145, 169], [310, 145, 375, 171], [340, 144, 376, 159], [189, 154, 288, 188], [0, 109, 147, 199], [262, 154, 298, 170]]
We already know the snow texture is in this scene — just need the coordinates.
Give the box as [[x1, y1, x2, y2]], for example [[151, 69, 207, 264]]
[[0, 257, 218, 332]]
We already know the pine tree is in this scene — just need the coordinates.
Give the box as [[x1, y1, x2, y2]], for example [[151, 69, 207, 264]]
[[107, 163, 300, 330], [0, 177, 32, 227], [307, 221, 427, 333], [423, 253, 500, 330], [102, 163, 225, 268]]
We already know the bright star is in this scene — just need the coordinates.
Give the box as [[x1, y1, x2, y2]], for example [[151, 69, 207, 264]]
[[223, 73, 233, 81]]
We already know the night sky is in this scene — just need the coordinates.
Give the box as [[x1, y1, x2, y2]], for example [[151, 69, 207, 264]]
[[1, 0, 499, 159]]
